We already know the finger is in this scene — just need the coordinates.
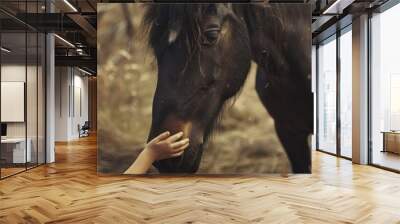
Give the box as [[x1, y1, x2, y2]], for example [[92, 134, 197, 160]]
[[166, 131, 183, 143], [150, 131, 170, 143], [170, 138, 189, 148], [170, 151, 184, 158], [172, 142, 189, 153]]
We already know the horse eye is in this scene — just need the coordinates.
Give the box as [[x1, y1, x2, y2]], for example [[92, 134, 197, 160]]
[[203, 28, 220, 45]]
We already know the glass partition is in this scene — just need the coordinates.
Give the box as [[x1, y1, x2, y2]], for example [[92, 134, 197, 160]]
[[26, 0, 43, 169], [370, 3, 400, 171], [317, 35, 337, 154], [0, 1, 46, 179], [339, 27, 352, 158], [27, 30, 38, 169], [38, 32, 45, 165], [1, 30, 28, 177]]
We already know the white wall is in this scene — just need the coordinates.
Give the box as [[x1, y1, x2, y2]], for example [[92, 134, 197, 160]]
[[55, 67, 89, 141], [55, 67, 70, 141], [1, 65, 34, 138], [1, 63, 46, 164], [1, 82, 25, 122]]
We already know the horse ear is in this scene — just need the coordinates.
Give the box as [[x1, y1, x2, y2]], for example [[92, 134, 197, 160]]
[[165, 5, 184, 44], [168, 21, 181, 44]]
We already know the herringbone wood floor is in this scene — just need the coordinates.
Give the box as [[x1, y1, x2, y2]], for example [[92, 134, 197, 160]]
[[0, 135, 400, 224]]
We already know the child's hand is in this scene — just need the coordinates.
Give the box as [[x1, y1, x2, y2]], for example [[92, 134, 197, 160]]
[[124, 131, 189, 174], [145, 131, 190, 161]]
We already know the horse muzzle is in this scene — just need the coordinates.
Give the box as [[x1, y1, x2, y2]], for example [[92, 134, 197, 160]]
[[154, 143, 204, 173], [150, 114, 204, 173]]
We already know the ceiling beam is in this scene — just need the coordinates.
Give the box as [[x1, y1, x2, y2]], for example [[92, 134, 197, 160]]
[[55, 55, 96, 70], [12, 13, 83, 32], [312, 15, 335, 33], [322, 0, 356, 15], [67, 13, 97, 39]]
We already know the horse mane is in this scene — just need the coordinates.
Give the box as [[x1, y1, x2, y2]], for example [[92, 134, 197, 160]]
[[142, 4, 213, 58], [234, 3, 309, 42]]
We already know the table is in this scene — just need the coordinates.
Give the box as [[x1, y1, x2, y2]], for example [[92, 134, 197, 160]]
[[1, 138, 31, 163], [382, 131, 400, 154]]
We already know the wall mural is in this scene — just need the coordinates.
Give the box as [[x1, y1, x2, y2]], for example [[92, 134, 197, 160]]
[[98, 2, 312, 174]]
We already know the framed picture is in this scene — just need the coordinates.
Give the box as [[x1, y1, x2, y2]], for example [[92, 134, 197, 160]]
[[98, 2, 312, 175]]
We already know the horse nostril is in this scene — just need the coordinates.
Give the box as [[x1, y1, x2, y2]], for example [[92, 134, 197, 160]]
[[161, 114, 192, 138], [189, 134, 203, 146]]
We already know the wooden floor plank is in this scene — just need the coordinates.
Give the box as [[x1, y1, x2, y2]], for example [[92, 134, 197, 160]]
[[0, 134, 399, 223]]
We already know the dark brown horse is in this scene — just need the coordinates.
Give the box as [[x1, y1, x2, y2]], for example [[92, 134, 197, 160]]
[[144, 3, 312, 173]]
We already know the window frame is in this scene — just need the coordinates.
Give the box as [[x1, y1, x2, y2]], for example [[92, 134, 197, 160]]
[[315, 23, 353, 161]]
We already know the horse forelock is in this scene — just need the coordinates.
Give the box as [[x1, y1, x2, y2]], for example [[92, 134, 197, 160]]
[[143, 4, 211, 56]]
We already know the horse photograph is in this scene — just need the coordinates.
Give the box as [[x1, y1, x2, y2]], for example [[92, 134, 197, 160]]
[[97, 2, 312, 174]]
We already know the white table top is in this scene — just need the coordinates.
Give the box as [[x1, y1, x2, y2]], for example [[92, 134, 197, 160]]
[[1, 138, 28, 143]]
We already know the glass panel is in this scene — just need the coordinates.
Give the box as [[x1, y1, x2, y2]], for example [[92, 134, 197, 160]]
[[38, 32, 45, 165], [312, 45, 317, 151], [371, 3, 400, 171], [26, 0, 39, 169], [27, 30, 38, 169], [1, 30, 28, 177], [317, 36, 337, 154], [339, 28, 352, 158], [0, 1, 46, 178]]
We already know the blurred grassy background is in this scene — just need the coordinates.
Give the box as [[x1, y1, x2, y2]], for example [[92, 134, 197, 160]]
[[97, 3, 290, 174]]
